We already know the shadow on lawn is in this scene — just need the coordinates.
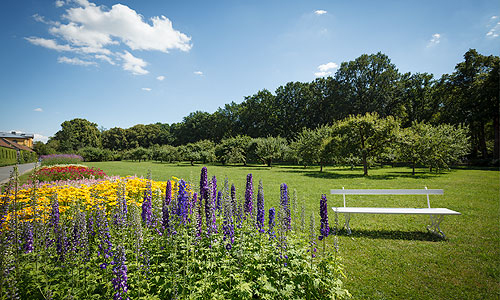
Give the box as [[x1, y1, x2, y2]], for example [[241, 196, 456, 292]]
[[281, 169, 440, 180], [336, 229, 443, 242]]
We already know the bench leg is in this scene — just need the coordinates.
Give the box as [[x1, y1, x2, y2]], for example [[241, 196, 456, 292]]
[[344, 213, 352, 235], [427, 215, 446, 238]]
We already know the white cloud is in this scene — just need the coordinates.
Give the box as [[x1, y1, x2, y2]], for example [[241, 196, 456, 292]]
[[314, 71, 331, 77], [156, 75, 165, 81], [314, 10, 327, 15], [25, 37, 73, 51], [120, 51, 148, 75], [57, 56, 96, 66], [194, 71, 203, 76], [34, 108, 43, 112], [141, 87, 152, 91], [486, 17, 500, 38], [427, 33, 441, 47], [27, 0, 191, 74], [34, 133, 49, 143], [95, 54, 115, 65], [318, 62, 338, 72], [314, 62, 338, 77]]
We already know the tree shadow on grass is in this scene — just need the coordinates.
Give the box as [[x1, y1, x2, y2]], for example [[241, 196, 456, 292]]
[[280, 169, 439, 180], [336, 229, 444, 242]]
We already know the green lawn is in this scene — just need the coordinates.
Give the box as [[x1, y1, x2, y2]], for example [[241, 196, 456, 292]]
[[85, 161, 499, 300]]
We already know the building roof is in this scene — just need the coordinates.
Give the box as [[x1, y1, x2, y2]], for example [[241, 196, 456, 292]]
[[0, 138, 34, 152], [0, 131, 34, 139]]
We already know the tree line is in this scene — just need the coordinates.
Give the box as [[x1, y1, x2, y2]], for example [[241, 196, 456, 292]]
[[35, 49, 498, 166]]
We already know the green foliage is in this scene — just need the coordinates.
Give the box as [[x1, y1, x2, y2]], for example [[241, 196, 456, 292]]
[[52, 118, 102, 152], [78, 147, 114, 162], [290, 126, 333, 171], [336, 113, 400, 176], [124, 147, 151, 162], [151, 145, 180, 163], [0, 147, 17, 166], [253, 136, 288, 167], [215, 135, 252, 165]]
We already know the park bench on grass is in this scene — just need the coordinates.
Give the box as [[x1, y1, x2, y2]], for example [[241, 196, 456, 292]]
[[330, 188, 461, 238]]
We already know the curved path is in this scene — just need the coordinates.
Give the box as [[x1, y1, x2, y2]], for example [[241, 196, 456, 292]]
[[0, 163, 37, 185]]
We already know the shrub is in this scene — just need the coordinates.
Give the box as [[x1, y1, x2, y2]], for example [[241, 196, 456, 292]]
[[40, 154, 83, 166], [77, 146, 114, 162]]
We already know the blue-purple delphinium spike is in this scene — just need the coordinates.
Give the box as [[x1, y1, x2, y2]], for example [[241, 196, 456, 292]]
[[244, 174, 253, 215], [177, 180, 189, 224], [280, 183, 291, 231], [230, 184, 237, 214], [216, 190, 222, 213], [256, 180, 265, 233], [195, 193, 203, 239], [96, 207, 113, 269], [112, 245, 129, 300], [210, 176, 217, 233], [23, 222, 34, 253], [268, 207, 276, 240], [141, 189, 153, 227], [165, 180, 172, 206], [319, 194, 330, 240], [200, 167, 208, 201]]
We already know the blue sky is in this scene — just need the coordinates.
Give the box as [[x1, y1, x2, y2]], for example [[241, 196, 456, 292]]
[[0, 0, 498, 143]]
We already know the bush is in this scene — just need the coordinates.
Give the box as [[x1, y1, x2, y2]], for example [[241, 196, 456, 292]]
[[77, 146, 114, 162], [40, 154, 84, 166]]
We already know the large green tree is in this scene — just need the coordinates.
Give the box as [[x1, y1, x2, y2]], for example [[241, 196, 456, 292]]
[[336, 113, 400, 176], [335, 52, 402, 118], [52, 118, 101, 151]]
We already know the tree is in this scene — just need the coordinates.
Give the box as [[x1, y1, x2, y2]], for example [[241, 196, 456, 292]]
[[336, 113, 400, 176], [290, 126, 333, 171], [423, 124, 470, 172], [335, 52, 402, 118], [102, 127, 128, 151], [253, 136, 288, 167], [398, 72, 438, 127], [52, 118, 101, 152], [438, 49, 499, 159], [152, 145, 179, 163], [215, 135, 252, 165]]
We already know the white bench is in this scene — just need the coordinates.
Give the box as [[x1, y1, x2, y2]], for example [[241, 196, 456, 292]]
[[330, 188, 461, 238]]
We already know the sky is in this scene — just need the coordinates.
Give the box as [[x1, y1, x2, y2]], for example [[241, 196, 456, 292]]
[[0, 0, 498, 143]]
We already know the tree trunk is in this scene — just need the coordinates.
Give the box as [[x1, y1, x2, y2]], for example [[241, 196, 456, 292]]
[[362, 152, 368, 176], [190, 160, 194, 166], [320, 163, 323, 172], [494, 115, 499, 159], [478, 121, 488, 158], [412, 161, 415, 176]]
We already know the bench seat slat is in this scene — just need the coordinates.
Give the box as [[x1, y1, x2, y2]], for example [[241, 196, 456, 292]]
[[332, 207, 461, 215], [330, 189, 443, 195]]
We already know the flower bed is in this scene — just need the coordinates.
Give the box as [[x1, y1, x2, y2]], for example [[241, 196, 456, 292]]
[[40, 154, 83, 166], [33, 165, 107, 182], [0, 167, 349, 299]]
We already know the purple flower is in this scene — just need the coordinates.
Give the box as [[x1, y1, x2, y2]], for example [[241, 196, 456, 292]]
[[195, 193, 203, 239], [96, 207, 113, 268], [244, 174, 253, 215], [268, 207, 276, 240], [165, 180, 172, 206], [210, 176, 218, 233], [216, 190, 222, 213], [177, 180, 189, 224], [256, 180, 265, 233], [280, 183, 291, 231], [319, 194, 330, 239], [230, 184, 236, 215], [23, 222, 34, 253], [200, 167, 209, 201], [112, 245, 129, 300], [141, 189, 153, 227]]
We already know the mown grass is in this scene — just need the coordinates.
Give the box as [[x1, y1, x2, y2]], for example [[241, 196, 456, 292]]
[[83, 161, 499, 299]]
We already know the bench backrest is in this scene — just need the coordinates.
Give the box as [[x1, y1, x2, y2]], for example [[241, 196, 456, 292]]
[[330, 188, 444, 208]]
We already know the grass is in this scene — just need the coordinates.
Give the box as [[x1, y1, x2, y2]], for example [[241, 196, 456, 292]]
[[80, 161, 499, 299]]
